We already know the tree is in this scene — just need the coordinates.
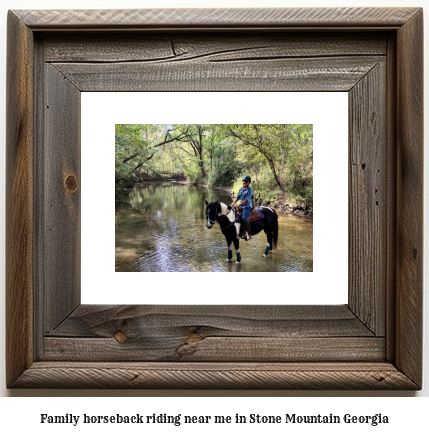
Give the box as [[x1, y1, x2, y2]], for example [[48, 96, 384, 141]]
[[170, 124, 210, 180], [115, 123, 313, 209], [223, 124, 313, 208], [115, 124, 188, 184], [226, 124, 287, 190]]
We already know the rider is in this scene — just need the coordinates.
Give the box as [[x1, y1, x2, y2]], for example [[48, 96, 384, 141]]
[[231, 175, 253, 240]]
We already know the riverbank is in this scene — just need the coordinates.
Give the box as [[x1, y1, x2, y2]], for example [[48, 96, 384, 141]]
[[273, 194, 313, 218], [118, 180, 312, 218], [172, 180, 312, 218], [172, 180, 233, 194]]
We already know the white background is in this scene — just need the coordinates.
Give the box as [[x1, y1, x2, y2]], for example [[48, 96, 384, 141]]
[[0, 0, 428, 426], [82, 92, 348, 305]]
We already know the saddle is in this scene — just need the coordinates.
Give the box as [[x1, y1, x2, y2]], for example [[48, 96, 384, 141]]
[[235, 207, 264, 224]]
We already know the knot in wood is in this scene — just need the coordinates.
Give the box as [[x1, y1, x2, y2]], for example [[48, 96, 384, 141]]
[[64, 174, 78, 193], [186, 333, 203, 344], [114, 331, 128, 343]]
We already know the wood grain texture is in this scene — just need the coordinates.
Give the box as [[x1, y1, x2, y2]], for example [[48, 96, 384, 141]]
[[11, 362, 419, 390], [33, 38, 47, 361], [14, 8, 420, 29], [6, 11, 34, 388], [42, 64, 81, 333], [44, 337, 385, 362], [395, 9, 424, 387], [44, 305, 380, 362], [47, 305, 375, 338], [52, 56, 384, 92], [6, 7, 423, 390], [384, 34, 398, 364], [42, 33, 388, 63], [348, 61, 386, 335]]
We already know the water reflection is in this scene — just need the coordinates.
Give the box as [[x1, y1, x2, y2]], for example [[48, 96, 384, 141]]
[[115, 183, 313, 272]]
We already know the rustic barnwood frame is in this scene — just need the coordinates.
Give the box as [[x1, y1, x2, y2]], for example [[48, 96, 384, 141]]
[[6, 8, 423, 389]]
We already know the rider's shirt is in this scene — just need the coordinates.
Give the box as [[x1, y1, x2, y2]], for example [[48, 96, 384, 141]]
[[236, 186, 253, 209]]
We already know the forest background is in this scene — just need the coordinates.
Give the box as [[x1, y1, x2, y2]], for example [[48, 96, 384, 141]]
[[115, 124, 313, 211]]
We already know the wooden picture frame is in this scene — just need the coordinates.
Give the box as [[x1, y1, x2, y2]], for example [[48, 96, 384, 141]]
[[6, 7, 423, 389]]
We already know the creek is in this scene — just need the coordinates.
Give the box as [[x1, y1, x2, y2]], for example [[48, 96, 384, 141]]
[[115, 182, 313, 272]]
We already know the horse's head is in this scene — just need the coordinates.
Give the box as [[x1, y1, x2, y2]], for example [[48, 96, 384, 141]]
[[204, 200, 221, 229], [205, 201, 233, 229], [207, 200, 232, 229]]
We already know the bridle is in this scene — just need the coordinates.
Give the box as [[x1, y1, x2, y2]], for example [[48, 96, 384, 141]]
[[207, 216, 216, 226], [207, 207, 236, 230], [218, 212, 236, 230]]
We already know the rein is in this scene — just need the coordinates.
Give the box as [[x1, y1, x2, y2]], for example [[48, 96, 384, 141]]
[[217, 210, 236, 231], [206, 203, 236, 230]]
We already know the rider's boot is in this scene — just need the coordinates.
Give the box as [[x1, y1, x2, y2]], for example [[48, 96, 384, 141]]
[[244, 222, 251, 241]]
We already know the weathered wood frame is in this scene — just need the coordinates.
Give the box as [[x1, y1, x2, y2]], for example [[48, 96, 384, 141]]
[[6, 8, 423, 389]]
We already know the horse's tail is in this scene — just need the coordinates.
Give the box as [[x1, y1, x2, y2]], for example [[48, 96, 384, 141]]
[[272, 212, 279, 249]]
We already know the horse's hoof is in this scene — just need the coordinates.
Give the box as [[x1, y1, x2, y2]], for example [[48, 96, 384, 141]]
[[226, 259, 232, 262], [236, 261, 241, 264], [263, 254, 267, 258]]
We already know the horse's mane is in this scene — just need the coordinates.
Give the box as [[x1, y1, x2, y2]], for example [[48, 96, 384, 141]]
[[218, 202, 236, 222], [216, 202, 228, 216]]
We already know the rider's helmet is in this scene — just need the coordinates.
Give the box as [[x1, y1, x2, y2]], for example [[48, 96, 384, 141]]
[[242, 175, 251, 183]]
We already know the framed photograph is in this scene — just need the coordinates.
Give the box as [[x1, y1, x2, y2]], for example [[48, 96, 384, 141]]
[[6, 7, 423, 389], [82, 92, 347, 306]]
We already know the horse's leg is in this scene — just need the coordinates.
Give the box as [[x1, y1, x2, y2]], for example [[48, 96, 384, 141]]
[[233, 236, 241, 264], [268, 229, 274, 252], [263, 228, 273, 258], [226, 237, 233, 262]]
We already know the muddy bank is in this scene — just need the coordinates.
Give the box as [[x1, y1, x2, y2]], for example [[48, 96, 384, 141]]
[[197, 182, 313, 218], [278, 204, 313, 218], [138, 180, 312, 218], [172, 180, 233, 193]]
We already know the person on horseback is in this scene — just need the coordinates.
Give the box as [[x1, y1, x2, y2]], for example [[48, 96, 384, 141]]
[[230, 175, 253, 240]]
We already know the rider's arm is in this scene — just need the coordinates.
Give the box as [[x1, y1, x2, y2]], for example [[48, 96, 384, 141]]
[[231, 190, 241, 207]]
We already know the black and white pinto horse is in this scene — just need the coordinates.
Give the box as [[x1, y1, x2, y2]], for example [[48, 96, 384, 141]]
[[205, 201, 278, 264]]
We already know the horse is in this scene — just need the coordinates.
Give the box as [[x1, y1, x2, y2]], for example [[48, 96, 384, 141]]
[[204, 200, 278, 264]]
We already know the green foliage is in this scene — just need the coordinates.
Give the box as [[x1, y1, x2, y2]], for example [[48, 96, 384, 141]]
[[115, 124, 159, 186], [207, 161, 242, 187], [115, 124, 188, 187], [227, 124, 313, 209], [184, 164, 204, 185], [115, 123, 313, 210], [206, 133, 243, 186]]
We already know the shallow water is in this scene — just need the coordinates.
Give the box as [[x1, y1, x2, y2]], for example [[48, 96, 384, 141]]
[[115, 183, 313, 272]]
